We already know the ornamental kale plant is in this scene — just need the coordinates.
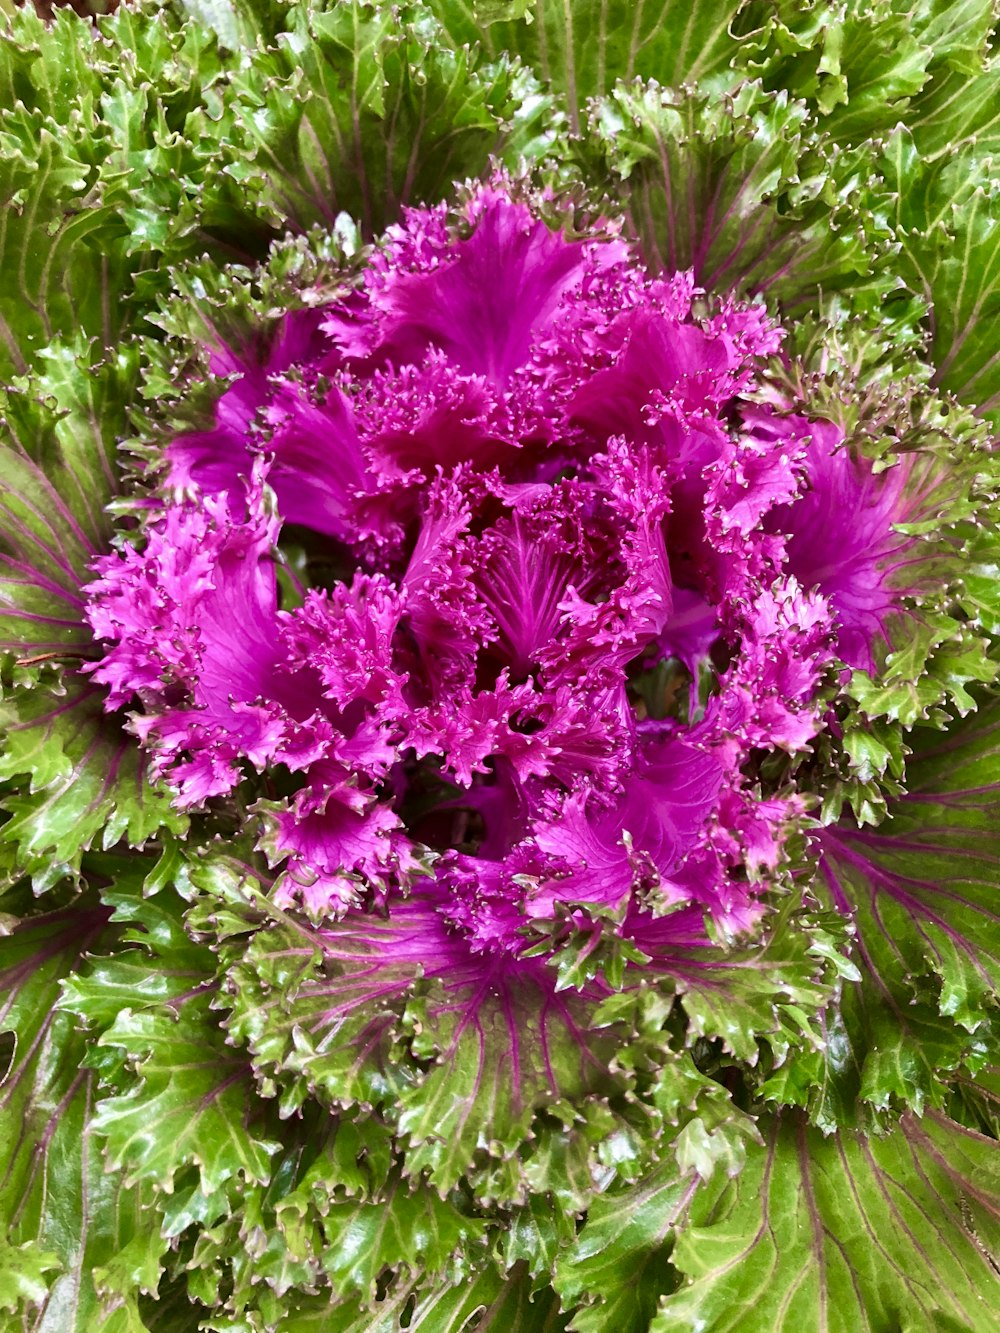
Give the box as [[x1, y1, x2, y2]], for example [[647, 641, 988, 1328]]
[[1, 2, 999, 1331]]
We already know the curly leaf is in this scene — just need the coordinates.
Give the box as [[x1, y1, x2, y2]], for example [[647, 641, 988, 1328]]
[[0, 896, 167, 1330], [226, 0, 521, 236], [0, 345, 137, 661], [0, 681, 184, 888], [279, 1260, 569, 1331], [553, 1161, 695, 1333], [61, 878, 281, 1198], [194, 853, 627, 1199], [816, 700, 1000, 1115], [589, 79, 884, 313], [743, 0, 931, 143], [882, 128, 1000, 427], [430, 0, 745, 132]]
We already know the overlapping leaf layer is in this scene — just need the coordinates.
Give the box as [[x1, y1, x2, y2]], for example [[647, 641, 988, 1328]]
[[1, 2, 999, 1329]]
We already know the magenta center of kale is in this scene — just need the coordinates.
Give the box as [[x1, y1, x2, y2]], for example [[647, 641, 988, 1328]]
[[85, 180, 911, 951]]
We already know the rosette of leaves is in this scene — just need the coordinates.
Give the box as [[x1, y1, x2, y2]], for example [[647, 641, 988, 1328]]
[[1, 2, 999, 1331]]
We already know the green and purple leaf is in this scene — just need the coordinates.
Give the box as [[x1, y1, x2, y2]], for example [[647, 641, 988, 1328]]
[[195, 853, 628, 1199], [225, 0, 530, 237], [0, 895, 168, 1330], [816, 698, 1000, 1115], [588, 79, 886, 316], [655, 1110, 1000, 1333], [430, 0, 746, 133]]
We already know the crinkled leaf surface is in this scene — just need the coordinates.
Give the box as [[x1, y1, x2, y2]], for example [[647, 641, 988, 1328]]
[[0, 895, 167, 1330], [0, 104, 126, 381], [0, 353, 183, 887], [589, 79, 884, 314], [196, 854, 626, 1199], [0, 346, 133, 660], [881, 127, 1000, 427], [668, 904, 856, 1068], [0, 4, 259, 372], [744, 0, 931, 143], [910, 61, 1000, 161], [226, 0, 525, 236], [273, 1259, 569, 1331], [2, 0, 1000, 1328], [738, 0, 999, 157], [430, 0, 745, 132], [552, 1160, 695, 1333], [170, 1114, 493, 1325], [816, 699, 1000, 1115], [60, 869, 281, 1198], [0, 682, 184, 888], [306, 1174, 488, 1302]]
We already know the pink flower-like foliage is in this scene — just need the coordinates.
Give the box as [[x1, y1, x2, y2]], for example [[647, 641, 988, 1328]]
[[85, 181, 922, 985]]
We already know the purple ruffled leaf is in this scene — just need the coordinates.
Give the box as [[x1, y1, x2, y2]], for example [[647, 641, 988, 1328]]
[[759, 408, 959, 673], [340, 185, 628, 388], [85, 181, 911, 947]]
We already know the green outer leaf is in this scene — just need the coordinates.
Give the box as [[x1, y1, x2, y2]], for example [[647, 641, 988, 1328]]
[[913, 0, 998, 75], [0, 680, 184, 888], [277, 1259, 569, 1331], [744, 0, 931, 143], [313, 1176, 488, 1301], [588, 79, 884, 314], [816, 699, 1000, 1115], [654, 1110, 1000, 1333], [666, 903, 856, 1068], [431, 1, 746, 132], [60, 877, 281, 1198], [501, 1193, 577, 1278], [910, 64, 1000, 160], [173, 1114, 489, 1324], [0, 109, 126, 382], [216, 916, 410, 1117], [195, 852, 628, 1201], [0, 343, 183, 884], [553, 1160, 694, 1333], [0, 898, 167, 1330], [0, 1, 277, 331], [925, 174, 1000, 422], [178, 0, 244, 50], [737, 0, 999, 157], [226, 1, 518, 237], [0, 345, 137, 660], [0, 7, 106, 120], [395, 970, 620, 1196], [880, 128, 1000, 427]]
